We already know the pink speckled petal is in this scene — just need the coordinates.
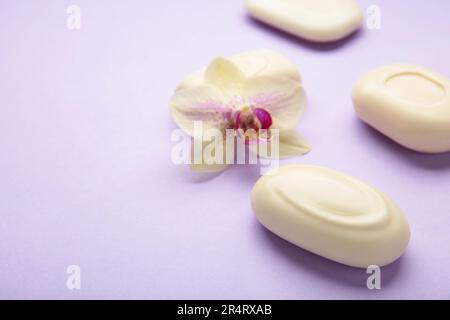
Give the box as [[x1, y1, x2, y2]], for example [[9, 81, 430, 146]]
[[169, 84, 231, 138], [244, 75, 306, 130]]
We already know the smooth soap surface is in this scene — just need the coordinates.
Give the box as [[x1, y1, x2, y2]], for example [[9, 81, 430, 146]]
[[176, 49, 301, 92], [251, 165, 410, 268], [245, 0, 363, 42], [353, 64, 450, 153]]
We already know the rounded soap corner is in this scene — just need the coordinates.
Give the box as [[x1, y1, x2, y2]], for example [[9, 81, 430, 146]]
[[351, 79, 369, 111], [354, 3, 364, 24], [243, 0, 256, 11]]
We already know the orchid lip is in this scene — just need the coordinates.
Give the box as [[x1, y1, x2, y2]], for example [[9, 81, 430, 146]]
[[253, 107, 272, 129], [229, 105, 272, 131], [224, 105, 273, 145]]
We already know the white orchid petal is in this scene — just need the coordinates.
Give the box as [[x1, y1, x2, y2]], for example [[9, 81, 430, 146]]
[[190, 162, 229, 173], [279, 130, 311, 158], [205, 58, 246, 101], [244, 76, 306, 130], [252, 129, 310, 159], [169, 84, 230, 138], [189, 139, 229, 173]]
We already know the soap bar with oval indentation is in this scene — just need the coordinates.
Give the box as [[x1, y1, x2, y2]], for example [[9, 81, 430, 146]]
[[251, 165, 410, 268], [353, 64, 450, 153], [245, 0, 363, 42]]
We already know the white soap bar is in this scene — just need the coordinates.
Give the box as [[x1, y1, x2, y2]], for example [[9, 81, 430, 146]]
[[176, 49, 301, 91], [353, 65, 450, 153], [251, 165, 410, 268], [245, 0, 363, 42]]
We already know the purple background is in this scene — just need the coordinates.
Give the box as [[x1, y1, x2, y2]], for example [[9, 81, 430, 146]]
[[1, 0, 450, 299]]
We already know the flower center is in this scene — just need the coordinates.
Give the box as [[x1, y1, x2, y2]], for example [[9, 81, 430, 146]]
[[227, 105, 273, 143], [230, 105, 272, 129]]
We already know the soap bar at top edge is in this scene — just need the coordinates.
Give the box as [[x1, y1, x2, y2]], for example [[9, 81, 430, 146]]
[[251, 164, 410, 268], [245, 0, 363, 42], [353, 64, 450, 153], [176, 49, 301, 91]]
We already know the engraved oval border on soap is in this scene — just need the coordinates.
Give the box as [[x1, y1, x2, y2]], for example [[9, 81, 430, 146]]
[[269, 166, 392, 230], [384, 71, 448, 107]]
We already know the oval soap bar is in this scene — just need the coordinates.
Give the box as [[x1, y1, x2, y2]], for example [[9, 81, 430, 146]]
[[245, 0, 363, 42], [251, 165, 410, 268], [353, 64, 450, 153]]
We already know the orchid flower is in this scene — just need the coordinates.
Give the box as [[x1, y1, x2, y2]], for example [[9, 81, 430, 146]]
[[169, 57, 310, 172]]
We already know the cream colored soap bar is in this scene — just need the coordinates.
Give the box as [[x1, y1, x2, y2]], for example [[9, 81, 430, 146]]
[[353, 65, 450, 153], [176, 49, 301, 91], [251, 165, 410, 268], [245, 0, 363, 42]]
